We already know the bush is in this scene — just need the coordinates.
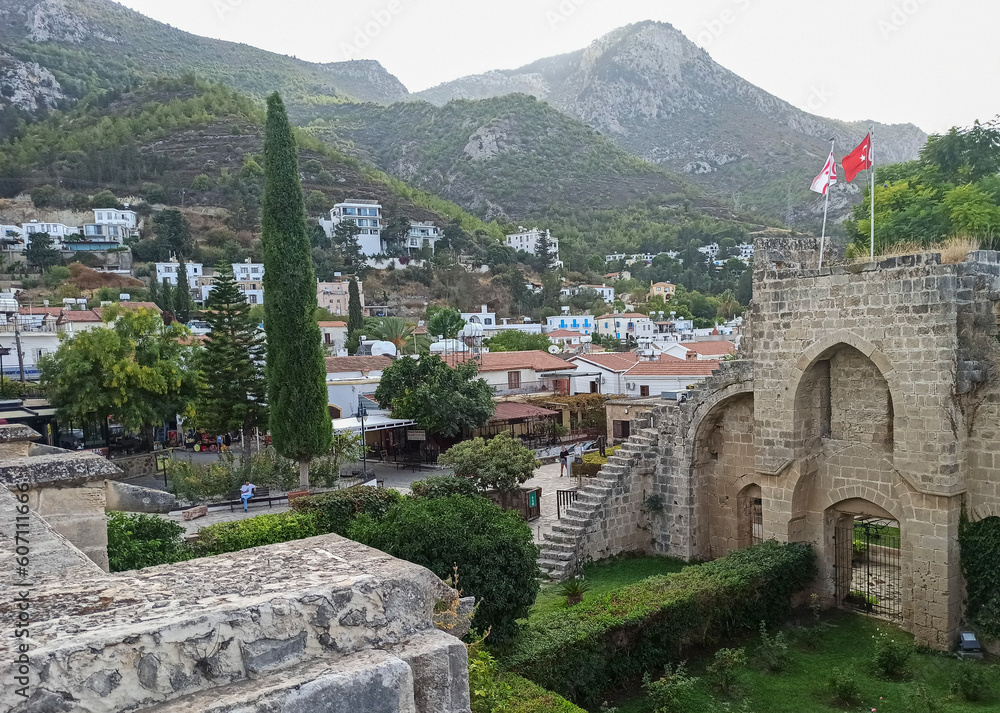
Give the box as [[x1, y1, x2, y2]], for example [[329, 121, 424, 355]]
[[191, 512, 319, 556], [958, 514, 1000, 638], [870, 629, 911, 678], [499, 541, 816, 702], [500, 672, 587, 712], [107, 512, 191, 572], [167, 449, 298, 502], [707, 647, 747, 695], [908, 682, 942, 713], [410, 474, 480, 499], [290, 486, 403, 535], [348, 495, 539, 642], [755, 621, 789, 673], [827, 667, 861, 705], [643, 663, 700, 713], [468, 648, 585, 713], [42, 264, 71, 288], [30, 183, 59, 208], [950, 664, 991, 702]]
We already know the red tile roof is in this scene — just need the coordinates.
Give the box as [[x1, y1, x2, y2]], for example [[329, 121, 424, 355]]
[[325, 355, 393, 374], [490, 402, 560, 422], [317, 321, 348, 328], [626, 359, 720, 377], [57, 309, 102, 323], [441, 350, 575, 373], [681, 341, 736, 356], [547, 329, 584, 338], [18, 307, 64, 317], [572, 352, 640, 373]]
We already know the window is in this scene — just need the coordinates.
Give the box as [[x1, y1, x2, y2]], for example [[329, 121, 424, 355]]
[[640, 385, 650, 397], [249, 294, 258, 304], [251, 267, 259, 273], [507, 371, 521, 390]]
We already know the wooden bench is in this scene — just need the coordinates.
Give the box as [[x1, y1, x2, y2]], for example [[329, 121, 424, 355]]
[[220, 487, 288, 512], [182, 505, 208, 521]]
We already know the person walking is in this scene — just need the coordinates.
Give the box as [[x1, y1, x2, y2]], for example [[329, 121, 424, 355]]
[[560, 445, 569, 476], [240, 481, 256, 512]]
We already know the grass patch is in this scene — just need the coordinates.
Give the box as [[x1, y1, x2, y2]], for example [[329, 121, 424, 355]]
[[528, 554, 686, 620], [608, 613, 997, 713]]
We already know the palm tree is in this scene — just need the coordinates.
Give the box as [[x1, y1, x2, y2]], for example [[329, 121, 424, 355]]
[[716, 289, 741, 322], [367, 317, 430, 354]]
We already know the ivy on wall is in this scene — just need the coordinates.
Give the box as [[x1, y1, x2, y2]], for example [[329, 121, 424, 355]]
[[958, 511, 1000, 638]]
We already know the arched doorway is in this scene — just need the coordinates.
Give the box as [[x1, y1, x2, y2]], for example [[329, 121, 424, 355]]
[[829, 500, 902, 621]]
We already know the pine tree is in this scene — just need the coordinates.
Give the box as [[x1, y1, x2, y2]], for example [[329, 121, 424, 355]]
[[333, 221, 362, 266], [260, 93, 332, 487], [348, 277, 363, 336], [175, 257, 193, 323], [196, 264, 267, 445]]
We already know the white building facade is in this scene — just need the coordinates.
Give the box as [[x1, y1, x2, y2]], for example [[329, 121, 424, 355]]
[[155, 260, 203, 287], [545, 314, 595, 335], [505, 227, 560, 266], [233, 260, 265, 305], [323, 200, 384, 257]]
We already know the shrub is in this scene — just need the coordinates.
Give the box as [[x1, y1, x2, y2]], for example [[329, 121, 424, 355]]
[[908, 682, 942, 713], [707, 647, 747, 695], [870, 629, 911, 678], [755, 621, 790, 673], [107, 512, 191, 572], [348, 495, 539, 642], [191, 512, 319, 556], [42, 264, 71, 288], [827, 667, 861, 705], [468, 647, 585, 713], [958, 513, 1000, 638], [290, 485, 402, 535], [500, 672, 587, 712], [643, 663, 700, 713], [410, 474, 480, 499], [950, 664, 991, 702], [30, 183, 59, 208], [499, 541, 816, 702], [167, 449, 298, 502]]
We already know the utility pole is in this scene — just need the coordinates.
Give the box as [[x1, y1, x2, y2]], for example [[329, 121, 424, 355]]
[[13, 318, 25, 382]]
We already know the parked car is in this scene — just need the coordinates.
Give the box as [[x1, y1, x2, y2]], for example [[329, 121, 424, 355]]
[[58, 429, 85, 450], [187, 320, 211, 335]]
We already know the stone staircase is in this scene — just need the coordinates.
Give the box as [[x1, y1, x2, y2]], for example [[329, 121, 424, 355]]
[[538, 425, 659, 580]]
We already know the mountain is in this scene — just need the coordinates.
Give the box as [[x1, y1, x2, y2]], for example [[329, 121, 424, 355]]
[[0, 0, 408, 121], [415, 21, 928, 225], [302, 94, 723, 223]]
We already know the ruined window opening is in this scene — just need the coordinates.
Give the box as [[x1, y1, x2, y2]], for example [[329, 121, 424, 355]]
[[817, 359, 832, 439], [834, 515, 902, 621]]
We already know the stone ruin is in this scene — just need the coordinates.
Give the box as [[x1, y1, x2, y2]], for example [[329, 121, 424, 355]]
[[541, 238, 1000, 649], [0, 425, 471, 712]]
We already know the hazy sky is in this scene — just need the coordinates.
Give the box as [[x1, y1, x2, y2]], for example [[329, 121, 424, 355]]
[[117, 0, 997, 133]]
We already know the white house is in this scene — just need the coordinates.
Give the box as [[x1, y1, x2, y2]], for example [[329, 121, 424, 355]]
[[78, 222, 127, 246], [605, 253, 626, 263], [461, 305, 496, 329], [317, 279, 363, 316], [505, 227, 561, 266], [22, 221, 77, 246], [155, 260, 203, 287], [491, 319, 543, 336], [319, 321, 349, 352], [404, 221, 441, 254], [0, 310, 60, 379], [441, 351, 575, 397], [233, 260, 265, 305], [659, 340, 736, 361], [325, 355, 393, 419], [569, 352, 719, 397], [92, 208, 139, 237], [545, 313, 595, 335], [697, 243, 720, 261], [323, 200, 384, 257], [595, 312, 655, 340], [547, 329, 589, 353]]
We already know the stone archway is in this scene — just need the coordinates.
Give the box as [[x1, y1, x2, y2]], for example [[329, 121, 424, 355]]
[[737, 483, 763, 549]]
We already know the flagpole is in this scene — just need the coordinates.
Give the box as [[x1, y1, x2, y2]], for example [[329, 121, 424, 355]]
[[819, 138, 834, 270], [870, 125, 876, 260]]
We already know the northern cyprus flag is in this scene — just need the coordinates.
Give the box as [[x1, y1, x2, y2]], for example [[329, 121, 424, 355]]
[[810, 152, 838, 195]]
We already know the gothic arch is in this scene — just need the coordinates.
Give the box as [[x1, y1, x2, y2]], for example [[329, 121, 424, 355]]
[[789, 331, 902, 412]]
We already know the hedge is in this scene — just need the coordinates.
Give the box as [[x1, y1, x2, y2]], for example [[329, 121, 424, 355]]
[[289, 485, 402, 535], [191, 512, 319, 556], [959, 513, 1000, 638], [498, 541, 816, 702], [410, 474, 481, 499], [499, 674, 587, 713], [107, 512, 192, 572], [348, 495, 539, 642]]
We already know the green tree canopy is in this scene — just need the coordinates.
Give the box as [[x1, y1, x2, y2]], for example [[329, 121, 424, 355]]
[[348, 277, 363, 336], [373, 355, 494, 438], [153, 208, 193, 259], [438, 431, 539, 495], [260, 93, 332, 486], [366, 317, 428, 355], [333, 220, 363, 266], [196, 264, 267, 439], [484, 330, 553, 353], [427, 307, 465, 340], [174, 257, 194, 323], [25, 232, 61, 272], [39, 306, 198, 433]]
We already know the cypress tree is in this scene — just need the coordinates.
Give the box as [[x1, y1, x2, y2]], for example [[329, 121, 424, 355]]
[[175, 257, 192, 323], [348, 277, 363, 336], [148, 275, 160, 307], [160, 278, 174, 316], [260, 93, 332, 487], [196, 264, 267, 446]]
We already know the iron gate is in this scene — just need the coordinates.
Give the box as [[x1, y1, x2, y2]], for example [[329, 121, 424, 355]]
[[834, 516, 902, 621], [751, 497, 763, 545]]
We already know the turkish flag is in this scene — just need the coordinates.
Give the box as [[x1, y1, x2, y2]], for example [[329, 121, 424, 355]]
[[843, 134, 872, 183]]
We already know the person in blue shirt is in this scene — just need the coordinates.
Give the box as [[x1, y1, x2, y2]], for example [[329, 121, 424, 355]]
[[240, 481, 256, 512]]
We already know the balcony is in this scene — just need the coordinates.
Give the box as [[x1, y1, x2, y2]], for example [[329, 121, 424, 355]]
[[493, 381, 554, 396]]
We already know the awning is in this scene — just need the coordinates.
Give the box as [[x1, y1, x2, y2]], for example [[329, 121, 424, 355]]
[[332, 415, 417, 433], [0, 409, 37, 420], [490, 402, 559, 423]]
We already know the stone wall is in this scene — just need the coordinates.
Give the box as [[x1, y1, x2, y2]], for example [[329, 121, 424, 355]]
[[0, 491, 470, 713]]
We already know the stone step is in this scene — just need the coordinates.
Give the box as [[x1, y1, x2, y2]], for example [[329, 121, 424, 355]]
[[551, 524, 584, 536], [559, 515, 589, 527], [543, 541, 576, 552], [576, 493, 605, 505], [542, 549, 574, 562], [543, 532, 578, 545]]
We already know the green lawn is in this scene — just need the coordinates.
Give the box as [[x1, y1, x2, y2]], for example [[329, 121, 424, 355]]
[[528, 554, 686, 620], [604, 613, 997, 713]]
